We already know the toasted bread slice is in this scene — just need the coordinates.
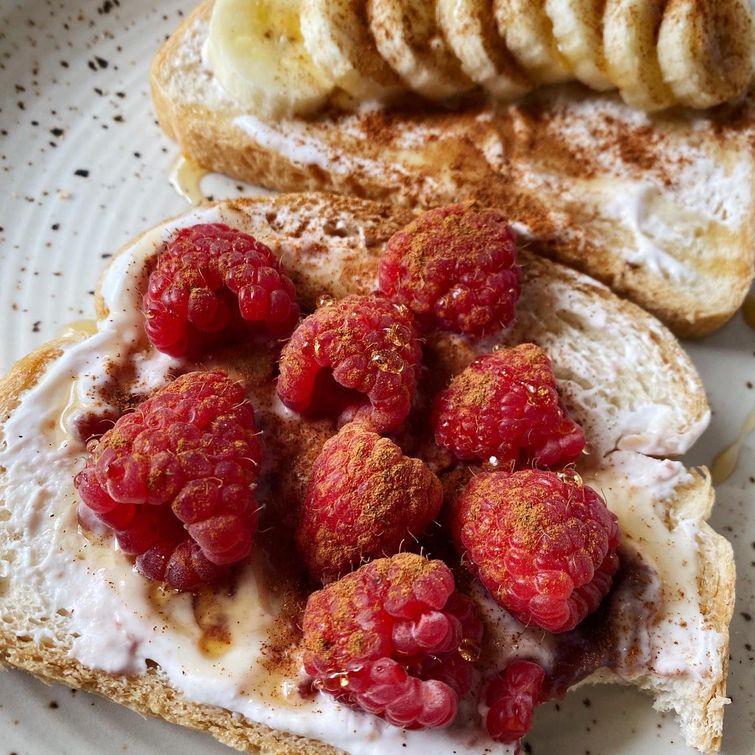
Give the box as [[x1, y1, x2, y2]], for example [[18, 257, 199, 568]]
[[0, 194, 732, 754], [150, 1, 755, 338]]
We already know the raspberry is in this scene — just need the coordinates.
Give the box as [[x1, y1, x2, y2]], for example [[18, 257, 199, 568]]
[[143, 223, 299, 356], [297, 423, 443, 582], [451, 469, 620, 633], [302, 553, 483, 730], [484, 660, 546, 744], [432, 343, 586, 468], [378, 204, 520, 338], [74, 371, 262, 591], [277, 295, 422, 433]]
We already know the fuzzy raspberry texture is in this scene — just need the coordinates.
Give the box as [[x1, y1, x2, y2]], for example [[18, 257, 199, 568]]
[[277, 295, 422, 433], [485, 660, 546, 744], [378, 204, 520, 338], [297, 423, 443, 583], [74, 371, 262, 591], [452, 470, 620, 633], [302, 553, 483, 730], [143, 223, 299, 356], [433, 343, 586, 468]]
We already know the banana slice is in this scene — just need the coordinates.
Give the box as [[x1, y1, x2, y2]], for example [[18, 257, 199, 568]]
[[207, 0, 334, 119], [544, 0, 614, 90], [437, 0, 532, 100], [300, 0, 405, 101], [493, 0, 572, 84], [367, 0, 475, 100], [603, 0, 676, 111], [658, 0, 754, 109]]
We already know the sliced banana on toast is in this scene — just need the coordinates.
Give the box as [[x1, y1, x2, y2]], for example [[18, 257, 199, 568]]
[[603, 0, 676, 111], [207, 0, 334, 118], [367, 0, 475, 100], [658, 0, 754, 109], [300, 0, 406, 102], [493, 0, 572, 84], [437, 0, 532, 100], [206, 0, 754, 116], [544, 0, 615, 90]]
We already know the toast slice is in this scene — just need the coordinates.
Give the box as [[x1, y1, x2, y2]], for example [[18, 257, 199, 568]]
[[0, 194, 733, 754], [150, 1, 755, 338]]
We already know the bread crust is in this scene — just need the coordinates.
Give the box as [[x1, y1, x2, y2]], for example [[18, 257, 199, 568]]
[[150, 1, 755, 338], [0, 591, 337, 755], [0, 194, 734, 754]]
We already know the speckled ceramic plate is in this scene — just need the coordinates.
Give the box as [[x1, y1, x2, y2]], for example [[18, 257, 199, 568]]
[[0, 1, 753, 753]]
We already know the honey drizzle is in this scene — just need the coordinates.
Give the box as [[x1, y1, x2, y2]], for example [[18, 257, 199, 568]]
[[57, 319, 98, 339], [710, 408, 755, 485], [48, 321, 99, 443], [742, 292, 755, 331], [169, 155, 209, 206], [58, 379, 84, 442], [194, 587, 234, 659]]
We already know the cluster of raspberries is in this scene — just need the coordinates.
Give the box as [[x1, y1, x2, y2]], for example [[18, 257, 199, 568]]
[[75, 210, 621, 745]]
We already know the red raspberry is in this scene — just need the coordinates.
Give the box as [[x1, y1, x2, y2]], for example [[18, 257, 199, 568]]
[[378, 204, 520, 338], [74, 371, 262, 591], [143, 223, 299, 356], [484, 660, 546, 744], [432, 343, 586, 468], [277, 295, 422, 433], [451, 469, 620, 633], [297, 423, 443, 582], [302, 553, 483, 730]]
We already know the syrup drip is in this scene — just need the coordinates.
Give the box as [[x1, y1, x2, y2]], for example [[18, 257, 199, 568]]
[[170, 155, 209, 206], [383, 323, 409, 348], [58, 379, 84, 442], [57, 319, 98, 339], [557, 470, 583, 487], [194, 587, 234, 659], [53, 322, 99, 444], [710, 408, 755, 485], [742, 292, 755, 331], [148, 583, 177, 611], [371, 349, 404, 374], [458, 638, 481, 663]]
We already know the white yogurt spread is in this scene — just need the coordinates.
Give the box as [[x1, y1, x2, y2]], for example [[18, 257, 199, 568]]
[[584, 452, 725, 678]]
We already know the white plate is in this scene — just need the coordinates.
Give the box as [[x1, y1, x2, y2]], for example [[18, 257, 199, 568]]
[[0, 1, 753, 753]]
